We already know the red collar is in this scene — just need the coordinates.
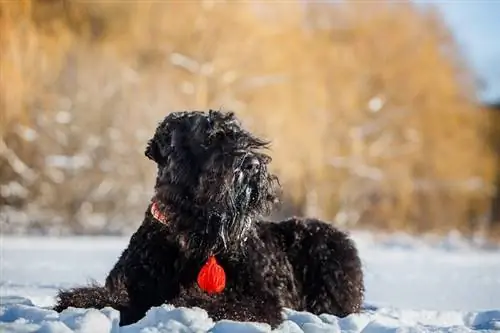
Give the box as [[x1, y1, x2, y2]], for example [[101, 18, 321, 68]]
[[150, 200, 226, 294], [151, 201, 168, 223]]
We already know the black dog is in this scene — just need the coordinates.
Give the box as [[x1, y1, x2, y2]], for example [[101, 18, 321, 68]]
[[53, 110, 364, 328]]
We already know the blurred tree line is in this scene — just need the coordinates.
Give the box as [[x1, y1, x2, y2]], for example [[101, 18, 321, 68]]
[[1, 0, 498, 238]]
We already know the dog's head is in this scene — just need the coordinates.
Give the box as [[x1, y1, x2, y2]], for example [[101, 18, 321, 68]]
[[145, 110, 280, 254]]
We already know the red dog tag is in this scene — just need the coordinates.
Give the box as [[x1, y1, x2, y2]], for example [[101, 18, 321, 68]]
[[197, 255, 226, 294]]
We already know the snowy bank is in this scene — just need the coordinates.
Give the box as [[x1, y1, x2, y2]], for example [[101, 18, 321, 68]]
[[1, 298, 500, 333], [1, 231, 500, 332]]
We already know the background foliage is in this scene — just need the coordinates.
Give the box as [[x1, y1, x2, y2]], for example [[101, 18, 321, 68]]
[[1, 0, 498, 238]]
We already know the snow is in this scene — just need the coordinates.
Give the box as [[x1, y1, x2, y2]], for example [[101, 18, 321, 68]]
[[169, 53, 200, 74], [15, 125, 38, 142], [55, 111, 72, 125], [1, 231, 500, 332], [368, 96, 384, 113], [45, 155, 92, 170]]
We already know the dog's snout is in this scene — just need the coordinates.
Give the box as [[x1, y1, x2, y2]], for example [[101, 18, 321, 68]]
[[243, 157, 260, 174]]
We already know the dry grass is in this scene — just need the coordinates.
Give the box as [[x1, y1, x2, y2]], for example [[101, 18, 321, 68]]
[[0, 0, 497, 238]]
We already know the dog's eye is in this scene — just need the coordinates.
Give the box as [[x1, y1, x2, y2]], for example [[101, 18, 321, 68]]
[[208, 131, 225, 145], [233, 150, 247, 156]]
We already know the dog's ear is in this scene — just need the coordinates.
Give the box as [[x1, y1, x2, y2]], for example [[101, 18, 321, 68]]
[[145, 138, 161, 163]]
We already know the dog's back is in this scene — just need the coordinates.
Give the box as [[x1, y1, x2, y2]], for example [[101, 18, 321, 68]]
[[256, 218, 364, 316]]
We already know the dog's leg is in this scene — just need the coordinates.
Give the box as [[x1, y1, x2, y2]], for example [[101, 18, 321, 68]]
[[53, 223, 158, 326], [53, 281, 129, 314], [169, 288, 284, 328], [273, 218, 365, 318], [54, 273, 154, 327]]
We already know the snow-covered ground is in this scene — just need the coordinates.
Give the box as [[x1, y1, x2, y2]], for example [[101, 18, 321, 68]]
[[1, 231, 500, 332]]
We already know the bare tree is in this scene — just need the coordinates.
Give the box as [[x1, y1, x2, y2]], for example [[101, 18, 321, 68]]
[[0, 0, 496, 238]]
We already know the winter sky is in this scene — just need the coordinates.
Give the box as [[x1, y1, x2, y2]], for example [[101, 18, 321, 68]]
[[421, 1, 500, 103]]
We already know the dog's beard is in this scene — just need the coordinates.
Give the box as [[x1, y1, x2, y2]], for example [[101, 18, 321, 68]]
[[211, 174, 255, 251], [153, 162, 277, 257], [210, 211, 251, 252], [211, 165, 279, 252]]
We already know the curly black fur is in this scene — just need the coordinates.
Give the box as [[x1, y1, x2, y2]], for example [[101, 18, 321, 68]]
[[53, 110, 364, 328]]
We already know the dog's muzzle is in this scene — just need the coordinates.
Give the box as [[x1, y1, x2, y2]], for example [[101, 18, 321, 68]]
[[232, 156, 261, 209], [216, 156, 264, 250], [235, 156, 260, 185], [243, 156, 260, 175]]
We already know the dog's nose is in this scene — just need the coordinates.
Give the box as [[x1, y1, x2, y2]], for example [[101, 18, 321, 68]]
[[243, 157, 260, 175]]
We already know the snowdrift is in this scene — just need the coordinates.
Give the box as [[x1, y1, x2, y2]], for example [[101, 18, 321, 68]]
[[1, 298, 500, 333], [2, 231, 500, 332]]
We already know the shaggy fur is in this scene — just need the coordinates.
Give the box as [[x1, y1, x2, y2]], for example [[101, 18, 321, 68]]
[[53, 110, 364, 328]]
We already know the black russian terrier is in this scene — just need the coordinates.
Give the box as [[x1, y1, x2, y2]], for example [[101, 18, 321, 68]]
[[53, 110, 364, 328]]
